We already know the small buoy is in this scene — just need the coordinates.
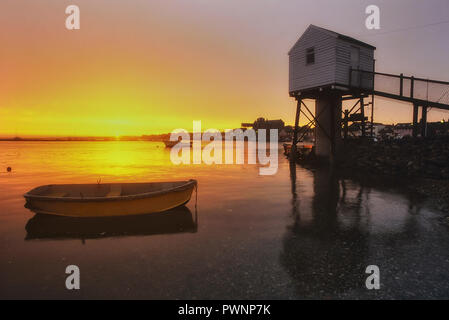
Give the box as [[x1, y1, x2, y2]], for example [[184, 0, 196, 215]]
[[7, 167, 12, 172]]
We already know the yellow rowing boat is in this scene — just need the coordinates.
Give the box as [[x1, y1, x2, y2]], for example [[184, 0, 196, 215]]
[[24, 180, 197, 217]]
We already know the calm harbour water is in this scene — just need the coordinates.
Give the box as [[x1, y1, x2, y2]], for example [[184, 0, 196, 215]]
[[0, 141, 449, 299]]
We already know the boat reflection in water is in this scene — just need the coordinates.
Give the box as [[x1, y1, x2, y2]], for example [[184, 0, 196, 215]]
[[25, 205, 197, 241]]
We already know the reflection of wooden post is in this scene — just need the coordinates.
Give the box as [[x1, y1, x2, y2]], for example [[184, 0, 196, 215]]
[[292, 98, 301, 157], [412, 103, 419, 138], [421, 106, 428, 137]]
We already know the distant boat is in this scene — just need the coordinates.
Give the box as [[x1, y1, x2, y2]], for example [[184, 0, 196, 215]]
[[163, 140, 192, 148], [24, 180, 197, 217]]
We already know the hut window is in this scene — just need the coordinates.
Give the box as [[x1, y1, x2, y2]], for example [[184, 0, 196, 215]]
[[306, 47, 315, 65]]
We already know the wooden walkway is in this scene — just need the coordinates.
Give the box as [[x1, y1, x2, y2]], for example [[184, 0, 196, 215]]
[[348, 69, 449, 110]]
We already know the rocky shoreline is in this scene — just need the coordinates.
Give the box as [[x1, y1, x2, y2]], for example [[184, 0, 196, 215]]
[[338, 137, 449, 179], [338, 137, 449, 215], [287, 137, 449, 216]]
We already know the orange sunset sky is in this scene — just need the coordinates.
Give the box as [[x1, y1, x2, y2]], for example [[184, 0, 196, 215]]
[[1, 0, 449, 137]]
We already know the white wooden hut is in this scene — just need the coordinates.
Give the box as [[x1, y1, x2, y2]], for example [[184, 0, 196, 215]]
[[288, 25, 376, 96]]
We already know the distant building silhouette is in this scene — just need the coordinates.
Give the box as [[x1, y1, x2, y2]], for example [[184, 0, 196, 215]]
[[241, 117, 285, 130]]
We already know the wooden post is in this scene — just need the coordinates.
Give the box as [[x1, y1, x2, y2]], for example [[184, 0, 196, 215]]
[[329, 94, 337, 162], [421, 106, 428, 137], [315, 94, 342, 160], [360, 97, 366, 137], [343, 110, 349, 140], [412, 103, 419, 138], [410, 76, 414, 98], [370, 59, 376, 138], [399, 73, 404, 96], [292, 98, 301, 157]]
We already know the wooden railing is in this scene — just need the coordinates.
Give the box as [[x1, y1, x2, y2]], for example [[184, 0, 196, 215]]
[[349, 68, 449, 109]]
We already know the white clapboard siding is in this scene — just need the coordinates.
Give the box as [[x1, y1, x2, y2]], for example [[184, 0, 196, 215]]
[[289, 25, 375, 94], [335, 39, 374, 86], [289, 26, 337, 92]]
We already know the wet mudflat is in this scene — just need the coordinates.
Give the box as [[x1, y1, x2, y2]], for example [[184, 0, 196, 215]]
[[1, 141, 448, 299]]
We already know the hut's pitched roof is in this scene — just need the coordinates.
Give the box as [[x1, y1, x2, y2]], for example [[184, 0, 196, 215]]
[[289, 25, 376, 54]]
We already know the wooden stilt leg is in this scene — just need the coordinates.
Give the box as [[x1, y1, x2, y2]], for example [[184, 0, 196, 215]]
[[360, 97, 366, 137], [412, 103, 419, 138], [292, 98, 302, 158], [421, 106, 428, 137], [343, 110, 349, 140]]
